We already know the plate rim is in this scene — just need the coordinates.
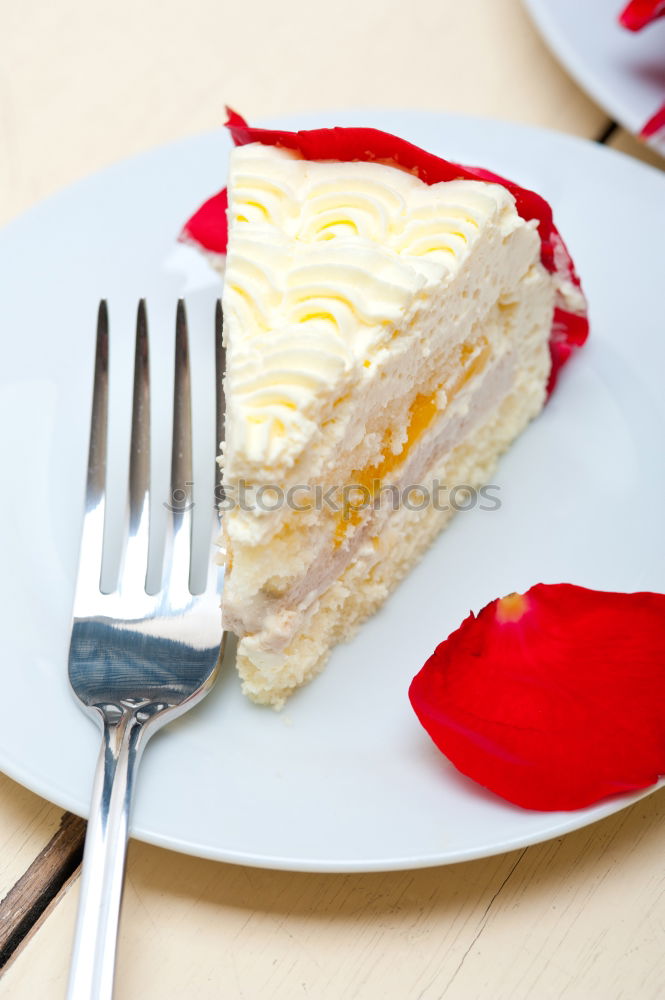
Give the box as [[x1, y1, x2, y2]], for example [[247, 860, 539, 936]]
[[2, 746, 663, 872]]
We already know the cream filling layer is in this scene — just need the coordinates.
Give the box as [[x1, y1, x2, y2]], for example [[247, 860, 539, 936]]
[[222, 348, 521, 649], [236, 362, 548, 702]]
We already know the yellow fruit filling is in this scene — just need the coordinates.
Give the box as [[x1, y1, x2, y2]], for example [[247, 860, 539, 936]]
[[334, 336, 491, 545]]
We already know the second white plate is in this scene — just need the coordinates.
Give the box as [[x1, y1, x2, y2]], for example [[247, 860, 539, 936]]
[[525, 0, 665, 156]]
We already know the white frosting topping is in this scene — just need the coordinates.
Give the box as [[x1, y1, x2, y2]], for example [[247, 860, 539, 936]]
[[222, 143, 535, 475]]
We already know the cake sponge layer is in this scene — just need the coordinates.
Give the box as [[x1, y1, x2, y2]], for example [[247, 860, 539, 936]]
[[235, 372, 544, 707]]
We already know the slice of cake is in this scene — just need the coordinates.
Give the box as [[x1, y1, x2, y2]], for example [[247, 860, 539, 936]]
[[182, 111, 589, 708]]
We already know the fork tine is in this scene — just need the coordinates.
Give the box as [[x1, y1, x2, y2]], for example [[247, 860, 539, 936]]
[[203, 300, 226, 597], [162, 299, 194, 606], [75, 301, 109, 602], [214, 299, 225, 513], [89, 301, 109, 507], [119, 299, 151, 596]]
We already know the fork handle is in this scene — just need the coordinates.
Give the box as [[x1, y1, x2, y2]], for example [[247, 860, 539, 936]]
[[67, 706, 151, 1000]]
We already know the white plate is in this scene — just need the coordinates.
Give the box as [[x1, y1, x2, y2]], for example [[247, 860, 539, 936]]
[[524, 0, 665, 156], [1, 111, 664, 873]]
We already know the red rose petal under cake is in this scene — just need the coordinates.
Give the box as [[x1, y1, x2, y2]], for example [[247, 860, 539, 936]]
[[180, 109, 589, 395], [180, 188, 228, 255], [409, 584, 665, 811]]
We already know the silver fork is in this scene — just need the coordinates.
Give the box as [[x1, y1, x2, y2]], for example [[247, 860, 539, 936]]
[[67, 299, 225, 1000]]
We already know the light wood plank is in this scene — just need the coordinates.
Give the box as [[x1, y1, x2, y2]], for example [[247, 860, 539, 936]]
[[607, 129, 664, 171], [3, 789, 665, 998], [0, 0, 606, 229]]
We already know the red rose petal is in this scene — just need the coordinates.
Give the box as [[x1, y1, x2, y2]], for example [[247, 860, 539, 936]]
[[619, 0, 665, 31], [409, 584, 665, 811], [180, 109, 589, 393], [179, 188, 228, 255], [641, 102, 665, 139]]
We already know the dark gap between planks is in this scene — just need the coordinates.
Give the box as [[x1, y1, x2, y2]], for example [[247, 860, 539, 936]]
[[596, 120, 618, 144], [0, 812, 86, 970]]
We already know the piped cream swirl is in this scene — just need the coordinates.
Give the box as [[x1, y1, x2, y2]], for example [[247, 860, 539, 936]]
[[222, 143, 532, 474]]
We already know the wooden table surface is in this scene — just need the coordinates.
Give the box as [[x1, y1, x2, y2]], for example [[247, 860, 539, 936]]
[[0, 0, 663, 996]]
